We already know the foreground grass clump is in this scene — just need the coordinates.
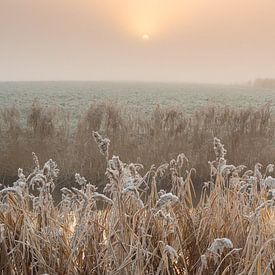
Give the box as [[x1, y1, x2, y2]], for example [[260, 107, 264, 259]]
[[0, 134, 275, 274]]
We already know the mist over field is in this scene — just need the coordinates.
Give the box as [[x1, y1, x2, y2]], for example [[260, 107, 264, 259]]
[[1, 0, 275, 82], [1, 81, 275, 118]]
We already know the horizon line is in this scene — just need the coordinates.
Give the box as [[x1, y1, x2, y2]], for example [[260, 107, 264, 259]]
[[0, 79, 252, 85]]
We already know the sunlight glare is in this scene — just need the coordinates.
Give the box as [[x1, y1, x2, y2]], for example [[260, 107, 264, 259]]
[[142, 34, 150, 41]]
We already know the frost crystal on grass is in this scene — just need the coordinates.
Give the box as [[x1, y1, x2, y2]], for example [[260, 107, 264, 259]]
[[43, 159, 59, 179], [0, 224, 5, 243], [266, 164, 274, 174], [109, 155, 123, 171], [249, 199, 275, 218], [254, 163, 263, 180], [262, 176, 275, 189], [164, 245, 179, 262], [200, 238, 234, 267], [200, 254, 208, 269], [268, 189, 275, 199], [92, 192, 113, 205], [93, 131, 110, 157], [208, 238, 233, 254], [213, 137, 227, 159], [176, 153, 188, 168], [156, 193, 179, 208], [75, 173, 87, 186]]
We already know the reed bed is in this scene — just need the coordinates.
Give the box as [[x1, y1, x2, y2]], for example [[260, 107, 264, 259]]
[[0, 102, 274, 193], [0, 134, 274, 274]]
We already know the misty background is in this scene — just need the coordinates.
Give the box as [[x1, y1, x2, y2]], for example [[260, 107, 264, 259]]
[[1, 0, 275, 83]]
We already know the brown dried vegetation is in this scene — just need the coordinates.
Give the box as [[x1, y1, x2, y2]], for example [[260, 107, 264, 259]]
[[0, 133, 274, 274]]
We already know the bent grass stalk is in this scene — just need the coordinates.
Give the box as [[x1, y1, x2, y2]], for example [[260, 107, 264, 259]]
[[0, 135, 274, 274]]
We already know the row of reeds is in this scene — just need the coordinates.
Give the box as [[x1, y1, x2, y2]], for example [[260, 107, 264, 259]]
[[0, 101, 274, 194], [0, 134, 274, 274]]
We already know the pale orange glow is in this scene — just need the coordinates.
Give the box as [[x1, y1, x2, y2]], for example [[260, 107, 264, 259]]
[[142, 34, 150, 41], [93, 0, 190, 38], [1, 0, 275, 82]]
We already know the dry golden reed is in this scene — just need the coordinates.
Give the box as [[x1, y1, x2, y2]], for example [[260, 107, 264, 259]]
[[0, 102, 274, 194], [0, 133, 275, 274]]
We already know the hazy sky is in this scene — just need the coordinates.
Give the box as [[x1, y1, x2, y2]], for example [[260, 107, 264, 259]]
[[1, 0, 275, 82]]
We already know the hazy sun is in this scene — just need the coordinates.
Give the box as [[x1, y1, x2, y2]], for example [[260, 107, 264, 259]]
[[142, 34, 150, 41]]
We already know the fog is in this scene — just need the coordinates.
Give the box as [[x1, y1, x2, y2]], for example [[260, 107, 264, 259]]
[[1, 0, 275, 82]]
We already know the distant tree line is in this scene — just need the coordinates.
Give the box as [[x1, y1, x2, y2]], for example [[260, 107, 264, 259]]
[[253, 78, 275, 89]]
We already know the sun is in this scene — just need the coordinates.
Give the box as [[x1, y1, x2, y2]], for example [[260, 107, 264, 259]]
[[142, 34, 150, 41]]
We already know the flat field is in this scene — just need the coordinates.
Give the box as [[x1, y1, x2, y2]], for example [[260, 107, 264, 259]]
[[1, 81, 274, 121]]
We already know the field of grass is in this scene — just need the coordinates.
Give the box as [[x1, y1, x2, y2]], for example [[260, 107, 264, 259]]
[[0, 133, 274, 274], [1, 81, 275, 124], [1, 100, 275, 193], [0, 82, 275, 274]]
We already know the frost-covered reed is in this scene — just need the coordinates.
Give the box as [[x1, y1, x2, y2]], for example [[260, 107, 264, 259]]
[[1, 102, 275, 194], [0, 135, 274, 274]]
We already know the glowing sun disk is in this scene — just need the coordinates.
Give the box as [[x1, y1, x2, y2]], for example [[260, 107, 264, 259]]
[[142, 34, 150, 40]]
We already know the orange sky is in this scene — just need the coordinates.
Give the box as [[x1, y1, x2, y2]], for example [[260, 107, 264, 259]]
[[0, 0, 275, 82]]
